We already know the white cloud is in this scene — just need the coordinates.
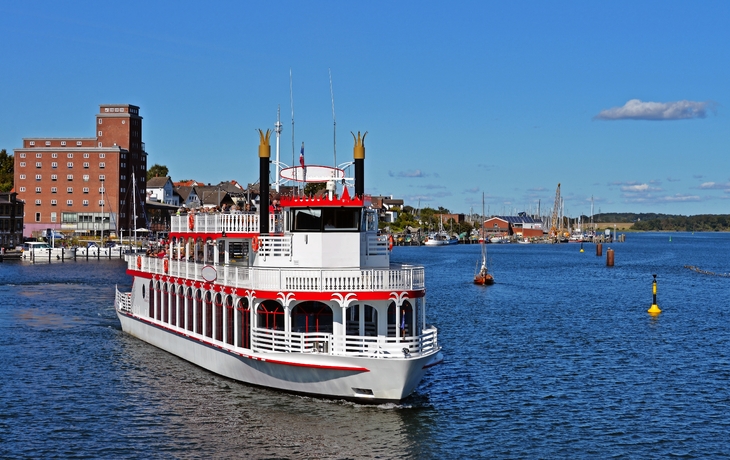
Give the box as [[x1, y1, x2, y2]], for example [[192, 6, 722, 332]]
[[594, 99, 716, 121], [389, 169, 426, 178], [699, 182, 730, 190], [621, 184, 649, 192], [659, 194, 701, 202]]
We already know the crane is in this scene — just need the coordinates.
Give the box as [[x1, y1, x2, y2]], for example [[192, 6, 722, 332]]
[[549, 183, 561, 242]]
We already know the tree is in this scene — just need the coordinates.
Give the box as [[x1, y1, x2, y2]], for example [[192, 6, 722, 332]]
[[147, 164, 169, 181], [303, 182, 326, 196], [0, 149, 13, 192]]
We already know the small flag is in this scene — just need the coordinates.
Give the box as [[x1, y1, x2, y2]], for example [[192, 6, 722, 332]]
[[299, 142, 305, 167]]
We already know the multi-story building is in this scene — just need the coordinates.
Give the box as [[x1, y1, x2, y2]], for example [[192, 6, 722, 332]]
[[13, 104, 148, 237], [0, 192, 24, 249]]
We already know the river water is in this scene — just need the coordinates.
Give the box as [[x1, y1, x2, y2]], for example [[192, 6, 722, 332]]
[[1, 233, 728, 458]]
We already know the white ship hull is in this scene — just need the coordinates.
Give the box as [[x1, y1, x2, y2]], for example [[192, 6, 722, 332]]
[[116, 306, 442, 402]]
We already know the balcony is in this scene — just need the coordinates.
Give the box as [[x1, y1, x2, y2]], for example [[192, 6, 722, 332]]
[[127, 256, 425, 291]]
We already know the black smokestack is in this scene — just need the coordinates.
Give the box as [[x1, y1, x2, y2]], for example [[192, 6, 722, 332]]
[[352, 131, 367, 197], [258, 129, 271, 234]]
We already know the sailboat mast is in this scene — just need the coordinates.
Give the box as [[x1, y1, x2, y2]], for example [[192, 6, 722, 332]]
[[275, 105, 282, 193]]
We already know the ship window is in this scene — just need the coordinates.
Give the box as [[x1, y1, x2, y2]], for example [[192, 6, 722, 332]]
[[257, 301, 284, 331], [204, 291, 213, 338], [291, 208, 361, 232], [292, 208, 321, 231], [214, 293, 223, 341], [292, 302, 333, 334]]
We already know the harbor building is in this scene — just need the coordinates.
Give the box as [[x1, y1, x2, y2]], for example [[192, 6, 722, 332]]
[[0, 192, 24, 249], [13, 104, 148, 238]]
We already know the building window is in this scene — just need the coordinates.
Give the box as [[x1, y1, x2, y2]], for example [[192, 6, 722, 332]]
[[120, 200, 126, 205], [35, 187, 41, 193], [35, 174, 41, 181], [83, 162, 89, 168], [120, 175, 126, 181], [121, 163, 126, 168], [77, 141, 82, 146], [98, 131, 102, 136], [67, 175, 73, 181], [35, 212, 41, 222], [98, 142, 102, 147], [19, 187, 26, 192], [99, 119, 102, 124], [28, 142, 34, 147], [83, 175, 89, 181], [83, 200, 89, 206], [66, 200, 73, 206], [120, 212, 125, 218], [83, 187, 89, 193], [99, 187, 105, 193], [67, 153, 73, 159], [36, 153, 42, 158], [67, 162, 73, 168], [51, 187, 57, 193], [35, 162, 41, 168], [67, 187, 73, 193], [61, 141, 66, 146], [51, 212, 57, 222], [19, 162, 26, 167], [20, 174, 26, 180], [99, 175, 105, 180], [51, 153, 58, 158], [83, 153, 89, 158], [51, 200, 57, 206], [120, 188, 126, 193], [99, 162, 105, 169], [51, 162, 57, 168], [35, 199, 41, 205], [51, 174, 57, 181], [20, 153, 26, 158], [45, 141, 50, 146], [98, 200, 104, 206], [99, 154, 105, 159]]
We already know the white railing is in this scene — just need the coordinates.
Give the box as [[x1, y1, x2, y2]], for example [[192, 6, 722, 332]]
[[115, 288, 132, 313], [251, 326, 439, 358], [258, 235, 291, 258], [170, 213, 282, 234], [128, 256, 425, 291]]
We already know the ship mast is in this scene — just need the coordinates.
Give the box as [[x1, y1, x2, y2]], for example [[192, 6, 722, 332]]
[[275, 105, 282, 193]]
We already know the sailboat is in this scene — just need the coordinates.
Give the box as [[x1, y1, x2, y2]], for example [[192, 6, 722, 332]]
[[424, 216, 449, 246], [474, 193, 494, 285]]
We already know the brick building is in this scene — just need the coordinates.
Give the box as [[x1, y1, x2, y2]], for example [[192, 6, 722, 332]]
[[0, 192, 24, 249], [13, 104, 148, 237]]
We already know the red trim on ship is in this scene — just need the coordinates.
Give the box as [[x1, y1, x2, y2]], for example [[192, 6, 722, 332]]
[[127, 269, 424, 300]]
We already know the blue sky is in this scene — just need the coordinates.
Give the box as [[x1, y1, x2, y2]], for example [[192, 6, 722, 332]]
[[1, 1, 728, 217]]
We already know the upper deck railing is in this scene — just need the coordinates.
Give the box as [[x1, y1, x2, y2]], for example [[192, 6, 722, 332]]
[[171, 213, 282, 234], [128, 256, 425, 292]]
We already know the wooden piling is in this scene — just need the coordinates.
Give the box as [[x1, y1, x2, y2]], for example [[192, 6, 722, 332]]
[[596, 243, 602, 256], [606, 248, 614, 266]]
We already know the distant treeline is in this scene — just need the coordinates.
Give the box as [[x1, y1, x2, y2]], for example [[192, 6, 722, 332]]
[[582, 213, 730, 231]]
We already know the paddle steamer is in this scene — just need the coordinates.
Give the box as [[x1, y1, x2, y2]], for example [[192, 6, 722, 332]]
[[114, 130, 442, 402]]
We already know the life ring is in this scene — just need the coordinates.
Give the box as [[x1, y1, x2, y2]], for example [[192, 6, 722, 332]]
[[136, 256, 142, 270], [188, 213, 195, 231], [251, 235, 259, 252], [163, 258, 169, 273], [388, 234, 394, 250]]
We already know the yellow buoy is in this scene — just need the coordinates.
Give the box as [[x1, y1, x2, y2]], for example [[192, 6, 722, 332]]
[[648, 274, 661, 314]]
